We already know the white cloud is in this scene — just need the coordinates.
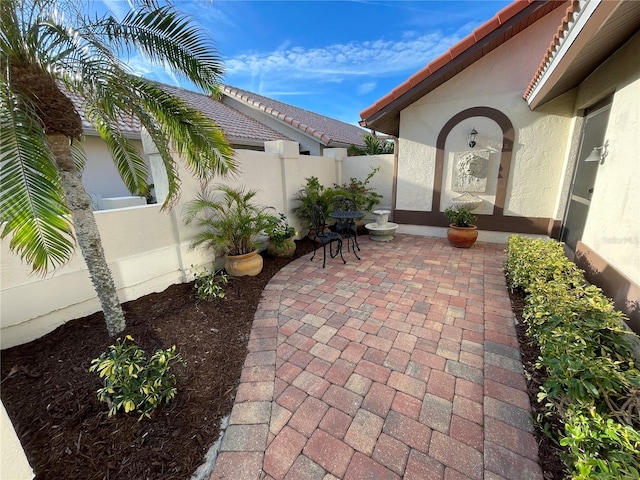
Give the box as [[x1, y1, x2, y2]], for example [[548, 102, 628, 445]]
[[358, 82, 377, 95], [225, 30, 463, 83]]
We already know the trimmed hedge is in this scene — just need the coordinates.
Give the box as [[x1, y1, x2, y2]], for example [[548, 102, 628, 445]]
[[504, 236, 640, 480]]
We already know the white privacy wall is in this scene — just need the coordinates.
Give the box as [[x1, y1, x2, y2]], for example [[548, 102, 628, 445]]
[[0, 141, 347, 349], [396, 9, 570, 219]]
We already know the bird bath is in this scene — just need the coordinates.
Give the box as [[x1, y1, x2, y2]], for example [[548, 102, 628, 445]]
[[365, 210, 398, 242]]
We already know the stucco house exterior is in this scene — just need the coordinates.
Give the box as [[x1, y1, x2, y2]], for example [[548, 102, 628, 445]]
[[359, 0, 640, 332]]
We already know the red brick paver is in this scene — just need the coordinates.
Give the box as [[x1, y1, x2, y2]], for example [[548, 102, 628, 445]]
[[211, 235, 542, 479]]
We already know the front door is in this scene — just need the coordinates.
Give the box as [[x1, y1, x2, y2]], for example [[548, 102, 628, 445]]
[[561, 103, 611, 250]]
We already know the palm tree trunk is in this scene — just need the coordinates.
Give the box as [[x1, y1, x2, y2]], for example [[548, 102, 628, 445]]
[[47, 133, 126, 336]]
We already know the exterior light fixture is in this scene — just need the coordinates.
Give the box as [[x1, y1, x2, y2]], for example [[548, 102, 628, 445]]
[[585, 140, 608, 164], [468, 127, 478, 148]]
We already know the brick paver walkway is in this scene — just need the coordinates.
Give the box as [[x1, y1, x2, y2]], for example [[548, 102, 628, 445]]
[[211, 234, 541, 479]]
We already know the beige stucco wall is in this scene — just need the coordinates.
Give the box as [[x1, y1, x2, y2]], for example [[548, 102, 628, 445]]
[[1, 401, 34, 480], [81, 136, 151, 199], [343, 154, 395, 215], [574, 33, 640, 284], [397, 8, 571, 220]]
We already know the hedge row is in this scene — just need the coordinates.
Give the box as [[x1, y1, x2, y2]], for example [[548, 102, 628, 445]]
[[504, 236, 640, 480]]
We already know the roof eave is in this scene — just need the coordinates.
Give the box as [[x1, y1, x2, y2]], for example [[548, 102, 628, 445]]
[[360, 0, 567, 136], [525, 0, 621, 109]]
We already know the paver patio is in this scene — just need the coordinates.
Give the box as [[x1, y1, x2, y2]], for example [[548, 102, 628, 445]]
[[211, 234, 541, 479]]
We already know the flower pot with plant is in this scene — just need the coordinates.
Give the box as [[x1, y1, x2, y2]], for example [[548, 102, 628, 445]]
[[444, 205, 478, 248], [184, 185, 277, 276], [265, 213, 297, 258]]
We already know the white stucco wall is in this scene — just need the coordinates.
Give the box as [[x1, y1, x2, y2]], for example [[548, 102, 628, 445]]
[[81, 136, 151, 199], [575, 33, 640, 284], [1, 401, 34, 480], [343, 154, 395, 214], [397, 8, 570, 219], [0, 143, 345, 349]]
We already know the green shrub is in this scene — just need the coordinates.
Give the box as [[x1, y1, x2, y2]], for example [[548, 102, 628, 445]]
[[504, 235, 640, 479], [193, 266, 228, 301], [89, 335, 184, 419]]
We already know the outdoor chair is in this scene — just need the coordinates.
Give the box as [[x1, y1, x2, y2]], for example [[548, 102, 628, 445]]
[[331, 196, 361, 260], [309, 203, 346, 268]]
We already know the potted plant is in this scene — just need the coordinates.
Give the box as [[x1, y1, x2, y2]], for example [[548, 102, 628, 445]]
[[293, 176, 336, 238], [444, 205, 478, 248], [184, 185, 277, 276], [265, 213, 297, 258]]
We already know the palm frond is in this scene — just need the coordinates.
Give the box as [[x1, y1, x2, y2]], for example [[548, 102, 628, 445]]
[[0, 84, 75, 274], [126, 78, 236, 179], [99, 5, 224, 91]]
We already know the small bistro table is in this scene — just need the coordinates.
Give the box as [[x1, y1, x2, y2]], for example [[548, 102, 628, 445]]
[[328, 210, 365, 257]]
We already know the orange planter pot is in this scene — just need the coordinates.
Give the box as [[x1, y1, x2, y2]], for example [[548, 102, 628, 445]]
[[447, 224, 478, 248], [224, 250, 263, 277]]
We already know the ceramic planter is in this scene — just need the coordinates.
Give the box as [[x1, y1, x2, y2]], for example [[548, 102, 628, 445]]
[[267, 238, 296, 258], [447, 224, 478, 248], [225, 249, 263, 276]]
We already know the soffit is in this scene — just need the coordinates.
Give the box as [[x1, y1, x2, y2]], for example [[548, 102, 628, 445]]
[[526, 0, 640, 109]]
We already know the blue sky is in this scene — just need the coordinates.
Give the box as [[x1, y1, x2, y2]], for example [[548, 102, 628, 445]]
[[99, 0, 512, 125]]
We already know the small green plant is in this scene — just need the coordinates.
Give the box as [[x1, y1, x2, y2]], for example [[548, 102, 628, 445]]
[[333, 166, 382, 212], [264, 213, 296, 246], [193, 266, 228, 300], [89, 335, 184, 419], [444, 205, 477, 227]]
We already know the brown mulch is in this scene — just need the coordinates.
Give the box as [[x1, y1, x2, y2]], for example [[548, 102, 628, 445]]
[[2, 236, 568, 480], [508, 288, 568, 480], [0, 238, 315, 480]]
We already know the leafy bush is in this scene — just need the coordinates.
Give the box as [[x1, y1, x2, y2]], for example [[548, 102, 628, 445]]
[[193, 267, 228, 301], [184, 184, 277, 256], [89, 335, 184, 419], [504, 236, 640, 479], [444, 205, 477, 227], [293, 176, 337, 230], [333, 166, 383, 212]]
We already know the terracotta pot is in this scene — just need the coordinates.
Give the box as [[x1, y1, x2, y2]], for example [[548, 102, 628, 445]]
[[224, 249, 263, 277], [446, 224, 478, 248], [267, 238, 296, 258]]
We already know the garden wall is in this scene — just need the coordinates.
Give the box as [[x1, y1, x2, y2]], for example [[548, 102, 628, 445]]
[[0, 141, 391, 349]]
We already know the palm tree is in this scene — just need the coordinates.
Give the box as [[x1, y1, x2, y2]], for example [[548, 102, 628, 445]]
[[0, 0, 236, 336], [348, 133, 394, 155]]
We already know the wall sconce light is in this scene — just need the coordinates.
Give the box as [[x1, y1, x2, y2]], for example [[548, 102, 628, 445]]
[[584, 140, 608, 164], [468, 127, 478, 148]]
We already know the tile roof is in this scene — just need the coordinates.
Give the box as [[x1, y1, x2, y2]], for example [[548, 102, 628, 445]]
[[524, 1, 580, 101], [221, 85, 367, 147], [70, 84, 293, 145], [359, 0, 567, 135], [524, 0, 640, 108], [159, 84, 292, 145]]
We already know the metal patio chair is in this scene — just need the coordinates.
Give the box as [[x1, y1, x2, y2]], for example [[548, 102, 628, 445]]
[[309, 203, 345, 268]]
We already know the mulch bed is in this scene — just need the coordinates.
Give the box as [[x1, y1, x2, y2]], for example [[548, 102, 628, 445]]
[[1, 239, 315, 480], [508, 288, 568, 480], [2, 236, 568, 479]]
